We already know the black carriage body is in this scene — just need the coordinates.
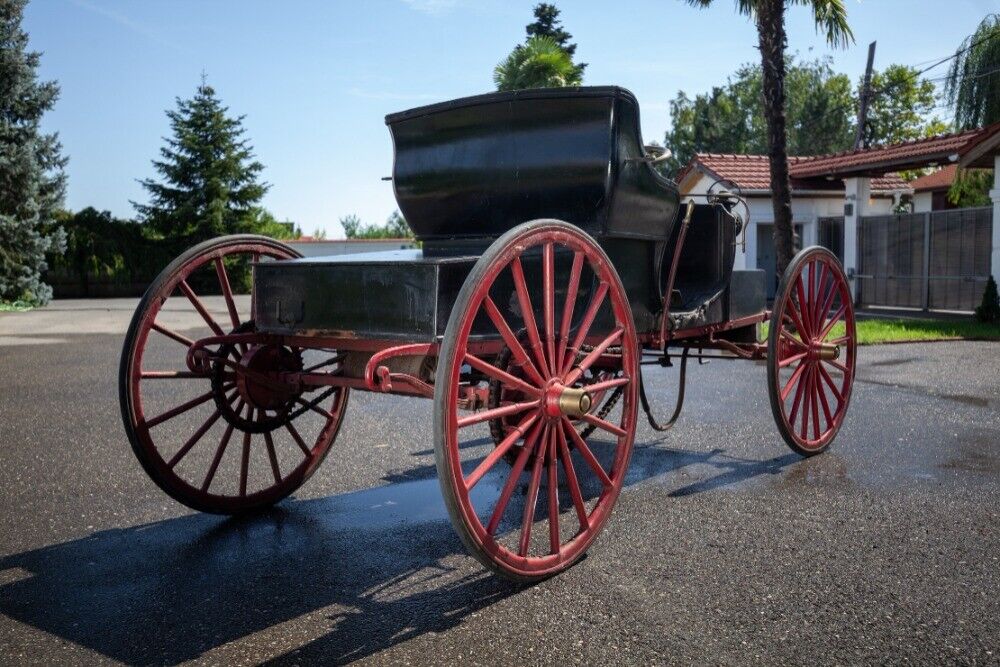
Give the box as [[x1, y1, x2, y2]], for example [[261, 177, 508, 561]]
[[254, 87, 763, 342]]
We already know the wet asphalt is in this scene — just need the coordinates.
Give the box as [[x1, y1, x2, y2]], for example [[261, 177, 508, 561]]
[[0, 333, 998, 665]]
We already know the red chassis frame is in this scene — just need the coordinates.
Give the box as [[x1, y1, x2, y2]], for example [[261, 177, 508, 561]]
[[183, 309, 772, 407]]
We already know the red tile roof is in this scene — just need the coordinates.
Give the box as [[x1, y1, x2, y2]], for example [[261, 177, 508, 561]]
[[788, 124, 1000, 178], [908, 164, 958, 192], [679, 153, 909, 194]]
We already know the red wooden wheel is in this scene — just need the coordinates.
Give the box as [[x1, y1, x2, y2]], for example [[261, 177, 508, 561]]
[[434, 220, 638, 582], [119, 235, 348, 514], [767, 246, 856, 456]]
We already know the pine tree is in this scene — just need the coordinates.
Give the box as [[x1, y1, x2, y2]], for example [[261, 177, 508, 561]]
[[976, 276, 1000, 325], [0, 0, 67, 305], [524, 3, 586, 79], [133, 79, 268, 242]]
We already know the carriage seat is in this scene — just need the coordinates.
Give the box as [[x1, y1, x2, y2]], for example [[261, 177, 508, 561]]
[[385, 87, 680, 248]]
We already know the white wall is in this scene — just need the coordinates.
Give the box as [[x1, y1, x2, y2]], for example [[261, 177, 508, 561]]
[[681, 172, 896, 272], [913, 192, 934, 213]]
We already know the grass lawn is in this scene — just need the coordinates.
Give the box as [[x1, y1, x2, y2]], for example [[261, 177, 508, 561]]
[[762, 318, 1000, 345], [0, 301, 34, 313]]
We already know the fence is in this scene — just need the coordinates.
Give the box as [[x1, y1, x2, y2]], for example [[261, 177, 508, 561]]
[[856, 207, 993, 312]]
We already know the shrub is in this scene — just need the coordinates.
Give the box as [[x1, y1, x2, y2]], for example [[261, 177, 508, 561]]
[[976, 275, 1000, 324]]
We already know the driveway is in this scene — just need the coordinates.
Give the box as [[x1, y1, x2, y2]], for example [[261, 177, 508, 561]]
[[0, 300, 998, 664]]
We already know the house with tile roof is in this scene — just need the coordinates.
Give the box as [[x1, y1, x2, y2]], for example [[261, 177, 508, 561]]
[[676, 153, 911, 298], [675, 124, 1000, 307], [910, 164, 958, 212]]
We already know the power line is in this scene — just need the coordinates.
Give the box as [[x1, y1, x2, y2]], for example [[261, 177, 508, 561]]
[[872, 27, 1000, 98]]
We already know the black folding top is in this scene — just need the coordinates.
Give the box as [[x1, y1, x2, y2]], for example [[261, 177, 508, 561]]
[[386, 86, 680, 243]]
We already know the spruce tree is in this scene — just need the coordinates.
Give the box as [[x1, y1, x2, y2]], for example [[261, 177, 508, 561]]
[[0, 0, 67, 305], [134, 80, 268, 242], [525, 3, 586, 79]]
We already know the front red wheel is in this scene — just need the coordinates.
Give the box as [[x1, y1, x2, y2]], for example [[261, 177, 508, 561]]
[[119, 235, 348, 514], [767, 246, 856, 456], [434, 220, 639, 582]]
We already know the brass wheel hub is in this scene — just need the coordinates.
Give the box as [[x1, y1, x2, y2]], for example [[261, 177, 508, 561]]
[[545, 383, 592, 419], [812, 342, 840, 361]]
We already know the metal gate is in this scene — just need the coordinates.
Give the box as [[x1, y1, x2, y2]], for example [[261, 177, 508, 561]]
[[857, 207, 993, 311]]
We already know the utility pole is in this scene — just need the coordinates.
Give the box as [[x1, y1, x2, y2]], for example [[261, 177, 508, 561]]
[[854, 41, 877, 150]]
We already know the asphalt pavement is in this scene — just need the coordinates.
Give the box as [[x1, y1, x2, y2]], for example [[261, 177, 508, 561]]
[[0, 301, 998, 665]]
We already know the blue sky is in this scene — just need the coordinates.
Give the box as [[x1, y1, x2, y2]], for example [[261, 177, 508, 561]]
[[25, 0, 998, 237]]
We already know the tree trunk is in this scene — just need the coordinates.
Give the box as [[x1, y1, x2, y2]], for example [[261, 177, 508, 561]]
[[755, 0, 795, 277]]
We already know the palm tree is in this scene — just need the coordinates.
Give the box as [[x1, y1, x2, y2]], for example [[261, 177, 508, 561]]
[[494, 36, 583, 92], [685, 0, 853, 275], [944, 14, 1000, 129]]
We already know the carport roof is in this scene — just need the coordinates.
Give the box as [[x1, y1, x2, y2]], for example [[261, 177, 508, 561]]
[[787, 122, 1000, 178]]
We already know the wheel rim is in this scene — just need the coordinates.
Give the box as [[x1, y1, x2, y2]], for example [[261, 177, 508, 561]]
[[440, 224, 638, 578], [771, 251, 856, 451], [123, 238, 347, 513]]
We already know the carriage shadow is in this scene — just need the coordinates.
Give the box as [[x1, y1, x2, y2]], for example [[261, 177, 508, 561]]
[[0, 441, 800, 665]]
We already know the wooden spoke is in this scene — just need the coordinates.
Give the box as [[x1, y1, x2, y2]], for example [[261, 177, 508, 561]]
[[261, 416, 282, 484], [145, 390, 215, 429], [167, 410, 222, 468], [151, 322, 195, 348], [788, 362, 810, 425], [780, 362, 807, 402], [464, 353, 542, 397], [509, 257, 549, 378], [818, 303, 846, 341], [581, 376, 629, 394], [778, 350, 808, 368], [141, 370, 213, 380], [780, 328, 807, 348], [201, 422, 236, 492], [214, 257, 241, 330], [486, 427, 541, 536], [294, 396, 333, 420], [814, 268, 837, 334], [465, 412, 541, 490], [286, 421, 311, 457], [556, 425, 589, 530], [239, 417, 252, 497], [818, 363, 844, 404], [542, 242, 556, 377], [816, 373, 834, 432], [810, 369, 822, 440], [823, 358, 849, 374], [579, 412, 628, 438], [799, 365, 814, 441], [557, 251, 585, 373], [561, 281, 609, 376], [546, 430, 560, 555], [793, 275, 812, 339], [178, 279, 225, 336], [562, 417, 613, 488], [518, 424, 549, 557], [456, 399, 539, 429], [811, 262, 827, 331], [482, 296, 546, 387], [565, 326, 624, 384]]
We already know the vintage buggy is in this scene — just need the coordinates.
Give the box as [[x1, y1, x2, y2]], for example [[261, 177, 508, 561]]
[[120, 87, 857, 582]]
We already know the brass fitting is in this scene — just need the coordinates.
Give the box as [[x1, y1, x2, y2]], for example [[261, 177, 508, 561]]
[[558, 387, 592, 418], [817, 343, 840, 360]]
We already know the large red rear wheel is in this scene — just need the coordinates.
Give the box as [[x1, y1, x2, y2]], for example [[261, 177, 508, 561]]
[[119, 235, 348, 514], [767, 246, 856, 456], [434, 220, 638, 582]]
